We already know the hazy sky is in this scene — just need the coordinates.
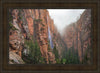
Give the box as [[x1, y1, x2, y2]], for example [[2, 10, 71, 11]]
[[48, 9, 85, 33]]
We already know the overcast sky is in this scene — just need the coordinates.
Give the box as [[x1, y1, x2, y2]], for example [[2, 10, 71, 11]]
[[47, 9, 85, 34]]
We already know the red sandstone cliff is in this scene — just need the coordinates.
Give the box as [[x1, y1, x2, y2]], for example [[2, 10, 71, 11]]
[[9, 9, 56, 64], [63, 9, 92, 63], [9, 9, 92, 64]]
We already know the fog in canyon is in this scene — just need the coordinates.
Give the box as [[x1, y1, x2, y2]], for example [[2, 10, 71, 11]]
[[9, 9, 92, 64], [48, 9, 85, 35]]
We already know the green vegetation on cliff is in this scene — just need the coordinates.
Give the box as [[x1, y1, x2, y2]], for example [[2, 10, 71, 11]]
[[22, 40, 46, 64], [62, 47, 80, 64], [82, 44, 92, 64], [52, 46, 80, 64], [9, 22, 18, 31], [53, 45, 59, 59]]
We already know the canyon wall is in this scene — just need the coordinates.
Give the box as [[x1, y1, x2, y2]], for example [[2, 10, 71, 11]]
[[9, 9, 56, 64], [47, 18, 67, 58], [9, 9, 92, 64], [63, 9, 92, 63]]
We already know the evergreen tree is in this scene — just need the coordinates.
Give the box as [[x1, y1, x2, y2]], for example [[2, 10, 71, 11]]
[[62, 47, 80, 64], [53, 45, 59, 59], [22, 40, 45, 64]]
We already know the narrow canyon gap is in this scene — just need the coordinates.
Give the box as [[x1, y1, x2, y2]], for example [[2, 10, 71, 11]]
[[9, 9, 92, 64]]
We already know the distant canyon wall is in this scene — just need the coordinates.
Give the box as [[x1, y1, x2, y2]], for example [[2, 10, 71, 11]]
[[63, 9, 92, 63]]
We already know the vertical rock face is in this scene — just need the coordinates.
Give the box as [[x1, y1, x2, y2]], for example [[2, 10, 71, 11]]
[[9, 9, 56, 64], [63, 9, 92, 63], [9, 9, 27, 64], [9, 9, 92, 64], [48, 22, 67, 58], [63, 25, 75, 49], [77, 9, 91, 63]]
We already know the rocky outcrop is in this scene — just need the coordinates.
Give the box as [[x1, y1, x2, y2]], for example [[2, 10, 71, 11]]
[[9, 9, 56, 64], [9, 9, 28, 64], [9, 51, 25, 64], [9, 30, 24, 57], [77, 9, 91, 63], [63, 9, 91, 63], [48, 52, 56, 64]]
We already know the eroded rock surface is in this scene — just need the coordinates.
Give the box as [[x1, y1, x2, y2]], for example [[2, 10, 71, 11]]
[[63, 9, 91, 62], [9, 9, 56, 64]]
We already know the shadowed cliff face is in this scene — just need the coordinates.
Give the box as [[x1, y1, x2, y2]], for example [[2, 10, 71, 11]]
[[62, 9, 92, 63]]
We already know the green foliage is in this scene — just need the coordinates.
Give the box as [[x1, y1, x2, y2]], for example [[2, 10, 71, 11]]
[[82, 51, 89, 64], [22, 40, 46, 64], [18, 9, 23, 20], [34, 19, 42, 22], [82, 44, 91, 64], [56, 59, 61, 64], [52, 45, 62, 64], [8, 14, 13, 22], [19, 16, 23, 20], [61, 58, 66, 64], [50, 45, 79, 64], [42, 23, 45, 26], [8, 10, 18, 31], [9, 22, 18, 30], [48, 41, 51, 51], [40, 28, 44, 31], [62, 47, 80, 64], [48, 44, 80, 64], [53, 45, 59, 59], [53, 33, 56, 36]]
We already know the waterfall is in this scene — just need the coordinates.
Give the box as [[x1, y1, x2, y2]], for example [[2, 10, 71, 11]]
[[48, 26, 54, 49], [47, 15, 54, 49]]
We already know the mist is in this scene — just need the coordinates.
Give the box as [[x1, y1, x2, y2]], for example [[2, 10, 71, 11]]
[[48, 9, 85, 35]]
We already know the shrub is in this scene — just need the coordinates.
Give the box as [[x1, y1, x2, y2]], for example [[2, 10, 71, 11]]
[[22, 40, 46, 64], [82, 44, 91, 64], [40, 28, 44, 31], [62, 47, 80, 64], [42, 23, 45, 26], [48, 41, 51, 51], [56, 59, 61, 64], [18, 9, 23, 20], [53, 33, 56, 36], [9, 22, 18, 31], [53, 45, 59, 59], [19, 16, 23, 20], [8, 14, 13, 22], [61, 58, 66, 64], [34, 19, 42, 22]]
